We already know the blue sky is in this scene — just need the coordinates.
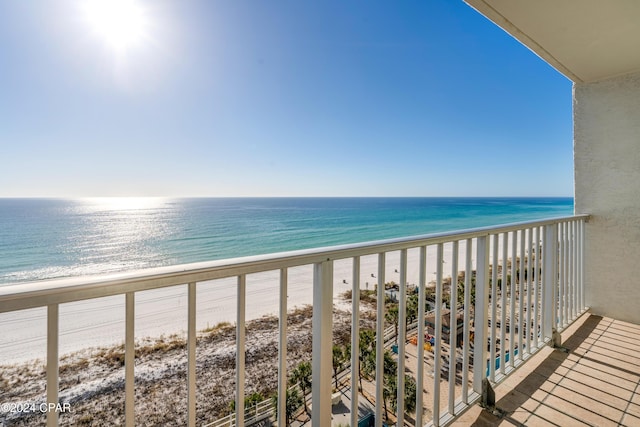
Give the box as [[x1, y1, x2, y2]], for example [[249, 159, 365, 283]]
[[0, 1, 573, 197]]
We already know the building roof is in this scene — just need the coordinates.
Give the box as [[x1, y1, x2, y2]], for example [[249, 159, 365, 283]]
[[425, 309, 464, 328]]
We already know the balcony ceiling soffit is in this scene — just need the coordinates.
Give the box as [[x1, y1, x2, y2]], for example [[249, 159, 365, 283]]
[[464, 0, 640, 83]]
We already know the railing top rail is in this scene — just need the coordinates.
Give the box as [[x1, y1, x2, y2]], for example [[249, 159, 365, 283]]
[[0, 214, 589, 312]]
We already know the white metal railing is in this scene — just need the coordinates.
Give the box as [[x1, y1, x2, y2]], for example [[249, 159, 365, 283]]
[[0, 215, 589, 427], [204, 397, 275, 427]]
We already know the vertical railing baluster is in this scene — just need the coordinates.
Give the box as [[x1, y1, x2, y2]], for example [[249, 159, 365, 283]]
[[278, 269, 288, 427], [416, 247, 427, 426], [509, 231, 517, 368], [350, 258, 360, 427], [555, 223, 562, 328], [236, 275, 246, 427], [125, 293, 135, 427], [526, 228, 532, 354], [375, 253, 385, 427], [397, 249, 407, 423], [563, 222, 569, 327], [312, 261, 333, 427], [570, 221, 575, 320], [433, 243, 444, 426], [187, 283, 196, 427], [581, 219, 586, 311], [558, 223, 565, 328], [500, 233, 507, 376], [539, 229, 546, 343], [567, 221, 572, 323], [473, 236, 490, 396], [571, 221, 577, 320], [568, 222, 572, 323], [518, 231, 525, 361], [448, 241, 459, 415], [542, 225, 557, 343], [47, 304, 59, 427], [580, 219, 586, 312], [461, 239, 472, 403], [575, 221, 580, 313], [562, 222, 570, 328], [489, 234, 498, 381], [576, 220, 579, 313], [533, 227, 540, 349], [564, 222, 568, 324], [564, 221, 571, 325]]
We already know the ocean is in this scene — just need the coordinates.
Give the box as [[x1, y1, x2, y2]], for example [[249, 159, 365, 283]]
[[0, 197, 573, 285]]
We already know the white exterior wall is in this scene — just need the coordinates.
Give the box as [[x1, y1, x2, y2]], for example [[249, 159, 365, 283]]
[[574, 70, 640, 324]]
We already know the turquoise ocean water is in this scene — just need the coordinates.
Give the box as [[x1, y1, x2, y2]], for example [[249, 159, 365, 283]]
[[0, 197, 573, 285]]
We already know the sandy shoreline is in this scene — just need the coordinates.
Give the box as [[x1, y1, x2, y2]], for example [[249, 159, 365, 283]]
[[0, 242, 488, 365]]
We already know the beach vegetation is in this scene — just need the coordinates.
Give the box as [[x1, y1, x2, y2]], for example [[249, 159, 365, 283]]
[[228, 392, 264, 415], [456, 271, 477, 307], [381, 350, 418, 419], [385, 305, 399, 344], [385, 293, 420, 344], [496, 275, 512, 291], [0, 372, 7, 392], [332, 345, 347, 389], [287, 305, 314, 325], [137, 334, 186, 356], [271, 388, 303, 426], [340, 289, 378, 306], [77, 413, 95, 425], [2, 305, 367, 426], [358, 329, 375, 391], [406, 294, 419, 328], [94, 346, 126, 368], [388, 374, 418, 414], [202, 321, 233, 335], [290, 361, 312, 413], [381, 350, 397, 420]]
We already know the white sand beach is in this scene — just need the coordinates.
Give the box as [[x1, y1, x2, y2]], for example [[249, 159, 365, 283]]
[[0, 241, 488, 365]]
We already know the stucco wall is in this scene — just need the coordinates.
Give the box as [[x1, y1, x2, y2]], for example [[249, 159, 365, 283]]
[[574, 71, 640, 324]]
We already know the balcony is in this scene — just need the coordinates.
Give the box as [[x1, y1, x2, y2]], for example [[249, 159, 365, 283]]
[[0, 215, 607, 427]]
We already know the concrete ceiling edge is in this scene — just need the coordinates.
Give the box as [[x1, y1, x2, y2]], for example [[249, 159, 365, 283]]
[[463, 0, 583, 83]]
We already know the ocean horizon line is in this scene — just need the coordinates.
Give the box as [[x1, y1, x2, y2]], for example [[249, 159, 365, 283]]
[[0, 195, 574, 200]]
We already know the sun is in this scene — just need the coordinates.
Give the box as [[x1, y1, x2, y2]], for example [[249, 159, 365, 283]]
[[82, 0, 149, 52]]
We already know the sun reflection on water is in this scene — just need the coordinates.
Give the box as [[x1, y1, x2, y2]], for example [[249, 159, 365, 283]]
[[81, 197, 169, 212], [67, 197, 176, 275]]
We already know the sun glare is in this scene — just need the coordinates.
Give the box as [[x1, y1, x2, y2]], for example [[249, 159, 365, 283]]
[[82, 0, 148, 52]]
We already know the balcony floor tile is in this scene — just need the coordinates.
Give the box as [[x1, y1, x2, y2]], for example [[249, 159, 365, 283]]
[[455, 313, 640, 426]]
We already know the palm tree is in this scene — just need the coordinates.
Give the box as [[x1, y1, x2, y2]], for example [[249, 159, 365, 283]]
[[385, 304, 399, 344], [389, 375, 417, 414], [290, 361, 312, 413], [457, 273, 476, 307], [406, 294, 418, 329], [382, 375, 393, 420], [383, 350, 396, 376], [382, 350, 397, 420], [358, 329, 375, 391], [381, 350, 419, 419], [272, 388, 303, 427], [332, 344, 346, 389]]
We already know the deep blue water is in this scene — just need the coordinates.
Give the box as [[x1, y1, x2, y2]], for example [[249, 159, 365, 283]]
[[0, 197, 573, 284]]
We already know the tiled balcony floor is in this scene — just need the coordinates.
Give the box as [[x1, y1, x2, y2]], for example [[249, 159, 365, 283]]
[[454, 313, 640, 426]]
